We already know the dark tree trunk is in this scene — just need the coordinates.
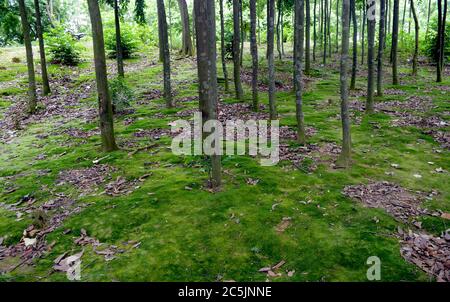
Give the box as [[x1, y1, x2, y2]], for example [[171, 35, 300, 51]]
[[34, 0, 50, 95], [305, 0, 311, 74], [410, 0, 419, 76], [437, 0, 447, 82], [366, 0, 376, 113], [350, 0, 357, 90], [377, 0, 386, 96], [233, 0, 244, 101], [193, 0, 221, 188], [250, 0, 259, 111], [268, 0, 277, 119], [392, 0, 399, 84], [87, 0, 118, 152], [157, 0, 173, 108], [240, 0, 244, 66], [219, 0, 229, 92], [114, 0, 124, 77], [18, 0, 37, 114], [294, 0, 306, 144], [177, 0, 194, 56], [337, 0, 351, 167]]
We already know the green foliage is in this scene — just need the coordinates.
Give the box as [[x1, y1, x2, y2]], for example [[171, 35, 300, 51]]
[[109, 77, 134, 113], [423, 18, 450, 63], [104, 22, 139, 59], [44, 24, 82, 66]]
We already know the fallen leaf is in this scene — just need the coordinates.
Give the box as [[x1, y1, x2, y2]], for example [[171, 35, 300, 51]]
[[441, 213, 450, 220], [23, 238, 37, 247]]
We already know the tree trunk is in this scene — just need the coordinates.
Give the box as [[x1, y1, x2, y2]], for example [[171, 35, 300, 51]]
[[305, 0, 311, 74], [294, 0, 306, 144], [276, 0, 282, 59], [313, 0, 317, 61], [34, 0, 50, 95], [250, 0, 259, 111], [327, 0, 331, 57], [377, 0, 386, 95], [268, 0, 277, 119], [157, 0, 173, 108], [18, 0, 37, 114], [177, 0, 193, 56], [168, 0, 173, 50], [193, 0, 221, 188], [392, 0, 399, 84], [219, 0, 229, 92], [410, 0, 419, 76], [114, 0, 124, 77], [87, 0, 118, 152], [337, 0, 351, 167], [426, 0, 431, 37], [323, 0, 328, 64], [361, 0, 366, 65], [350, 0, 357, 90], [233, 0, 244, 101], [366, 0, 376, 113], [240, 0, 244, 66]]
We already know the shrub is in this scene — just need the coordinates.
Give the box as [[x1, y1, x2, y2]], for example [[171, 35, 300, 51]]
[[423, 18, 450, 63], [44, 24, 82, 66], [109, 77, 134, 114], [104, 23, 139, 59]]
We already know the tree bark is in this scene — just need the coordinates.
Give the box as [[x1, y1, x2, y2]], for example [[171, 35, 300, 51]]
[[366, 0, 376, 113], [294, 0, 306, 144], [437, 0, 447, 82], [276, 0, 282, 59], [18, 0, 37, 114], [219, 0, 229, 92], [233, 0, 244, 101], [377, 0, 386, 96], [323, 0, 328, 64], [268, 0, 277, 120], [361, 0, 366, 65], [177, 0, 194, 56], [240, 0, 244, 66], [313, 0, 317, 61], [350, 0, 357, 90], [336, 0, 339, 53], [250, 0, 259, 111], [392, 0, 399, 84], [114, 0, 124, 77], [337, 0, 351, 167], [410, 0, 419, 76], [34, 0, 51, 95], [87, 0, 118, 152], [305, 0, 311, 74], [426, 0, 431, 37], [157, 0, 173, 108], [194, 0, 221, 188]]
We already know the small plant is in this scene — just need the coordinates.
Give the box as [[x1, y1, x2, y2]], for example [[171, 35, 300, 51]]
[[44, 24, 82, 66], [104, 23, 139, 59], [109, 77, 134, 114], [11, 57, 20, 63], [31, 209, 49, 229]]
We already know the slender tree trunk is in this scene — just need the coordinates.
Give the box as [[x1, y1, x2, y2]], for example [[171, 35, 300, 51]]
[[34, 0, 50, 95], [177, 0, 194, 56], [18, 0, 37, 114], [366, 0, 376, 113], [337, 0, 351, 167], [87, 0, 118, 152], [276, 0, 282, 59], [350, 0, 357, 90], [305, 0, 311, 74], [219, 0, 229, 92], [250, 0, 259, 111], [402, 0, 406, 35], [294, 0, 306, 144], [240, 0, 244, 66], [193, 0, 221, 188], [336, 0, 340, 53], [233, 0, 244, 101], [408, 3, 411, 34], [410, 0, 419, 76], [361, 0, 366, 65], [377, 0, 386, 96], [392, 0, 400, 84], [268, 0, 277, 119], [157, 0, 173, 108], [281, 8, 285, 56], [426, 0, 431, 37], [313, 0, 317, 61], [168, 0, 173, 50], [192, 5, 196, 47], [323, 0, 328, 64], [327, 0, 331, 57], [437, 0, 447, 82], [114, 0, 124, 77]]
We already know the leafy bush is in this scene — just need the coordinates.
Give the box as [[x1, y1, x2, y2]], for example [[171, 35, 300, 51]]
[[104, 23, 139, 59], [423, 19, 450, 63], [44, 24, 82, 66], [109, 77, 134, 114]]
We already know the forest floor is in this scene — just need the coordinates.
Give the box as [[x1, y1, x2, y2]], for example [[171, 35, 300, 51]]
[[0, 43, 449, 281]]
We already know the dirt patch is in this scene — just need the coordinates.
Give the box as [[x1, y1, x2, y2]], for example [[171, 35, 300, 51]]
[[104, 176, 140, 197], [423, 130, 450, 150], [133, 128, 172, 140], [57, 164, 116, 193], [137, 89, 163, 105], [61, 127, 99, 138], [400, 230, 450, 282], [343, 182, 430, 223]]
